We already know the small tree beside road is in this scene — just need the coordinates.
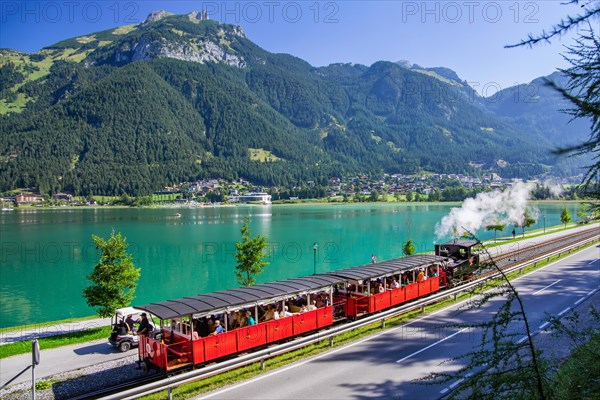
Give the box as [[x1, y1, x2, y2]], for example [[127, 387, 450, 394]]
[[403, 240, 416, 256], [83, 230, 140, 318], [234, 217, 269, 286], [486, 223, 506, 242], [560, 206, 572, 228], [517, 208, 537, 237]]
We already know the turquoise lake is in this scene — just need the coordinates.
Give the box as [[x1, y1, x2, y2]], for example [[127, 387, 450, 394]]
[[0, 203, 580, 327]]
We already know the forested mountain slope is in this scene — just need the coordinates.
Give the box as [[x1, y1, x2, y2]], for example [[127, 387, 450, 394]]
[[0, 11, 587, 195]]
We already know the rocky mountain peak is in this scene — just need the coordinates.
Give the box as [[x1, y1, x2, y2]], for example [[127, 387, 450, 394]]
[[141, 10, 173, 25]]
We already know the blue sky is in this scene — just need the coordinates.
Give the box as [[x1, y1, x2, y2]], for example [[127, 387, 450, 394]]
[[0, 1, 587, 94]]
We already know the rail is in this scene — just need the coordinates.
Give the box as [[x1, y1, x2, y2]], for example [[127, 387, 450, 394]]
[[101, 227, 599, 400]]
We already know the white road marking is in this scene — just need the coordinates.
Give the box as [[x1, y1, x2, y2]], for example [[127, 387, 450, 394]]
[[439, 373, 472, 394], [588, 259, 599, 265], [558, 307, 571, 316], [587, 288, 598, 297], [539, 321, 550, 330], [396, 328, 467, 363], [449, 378, 464, 389], [517, 336, 529, 344], [574, 297, 586, 305], [532, 279, 561, 295]]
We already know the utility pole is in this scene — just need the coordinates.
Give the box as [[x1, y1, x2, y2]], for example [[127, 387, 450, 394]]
[[313, 242, 318, 275]]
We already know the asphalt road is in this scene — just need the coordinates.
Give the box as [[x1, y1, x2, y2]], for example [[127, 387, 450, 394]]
[[0, 338, 131, 387], [197, 244, 600, 400]]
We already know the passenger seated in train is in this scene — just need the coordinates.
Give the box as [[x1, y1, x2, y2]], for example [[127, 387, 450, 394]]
[[245, 310, 256, 325], [390, 278, 400, 289], [191, 320, 199, 339], [279, 306, 294, 318], [229, 311, 241, 330], [207, 317, 218, 334], [211, 319, 224, 335], [417, 269, 425, 283], [261, 304, 278, 321], [197, 317, 210, 337], [308, 300, 317, 311], [239, 312, 248, 327]]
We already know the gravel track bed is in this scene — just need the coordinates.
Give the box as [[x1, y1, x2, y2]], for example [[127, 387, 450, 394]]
[[1, 355, 144, 400]]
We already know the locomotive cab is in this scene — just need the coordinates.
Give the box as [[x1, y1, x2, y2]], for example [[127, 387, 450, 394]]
[[435, 240, 481, 286]]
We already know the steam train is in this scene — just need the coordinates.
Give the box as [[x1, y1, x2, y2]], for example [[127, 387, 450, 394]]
[[131, 240, 480, 373]]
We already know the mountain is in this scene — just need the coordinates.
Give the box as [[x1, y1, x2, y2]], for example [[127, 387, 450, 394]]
[[484, 71, 592, 148], [0, 11, 589, 195]]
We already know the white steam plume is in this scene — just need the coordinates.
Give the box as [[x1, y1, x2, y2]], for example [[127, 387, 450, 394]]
[[543, 179, 564, 197], [435, 181, 539, 239]]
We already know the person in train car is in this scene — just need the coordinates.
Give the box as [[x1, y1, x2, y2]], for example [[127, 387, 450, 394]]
[[280, 306, 294, 318], [229, 311, 241, 329], [211, 319, 224, 335], [261, 304, 276, 321], [191, 320, 200, 340], [137, 313, 152, 335], [245, 310, 256, 325], [207, 317, 217, 334]]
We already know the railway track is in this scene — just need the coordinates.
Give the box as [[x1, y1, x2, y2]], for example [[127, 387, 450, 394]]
[[69, 374, 164, 400], [480, 225, 599, 271], [75, 225, 599, 400]]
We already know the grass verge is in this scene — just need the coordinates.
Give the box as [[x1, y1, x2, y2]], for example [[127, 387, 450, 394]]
[[481, 222, 586, 249], [0, 315, 101, 334], [0, 326, 113, 359], [139, 239, 599, 400], [549, 332, 600, 400]]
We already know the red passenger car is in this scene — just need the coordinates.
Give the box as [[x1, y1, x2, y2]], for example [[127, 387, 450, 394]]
[[134, 254, 446, 372], [134, 275, 341, 372], [328, 254, 443, 319]]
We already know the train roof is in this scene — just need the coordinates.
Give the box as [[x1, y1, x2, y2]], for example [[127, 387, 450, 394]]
[[134, 254, 442, 320], [135, 275, 341, 320], [437, 240, 480, 248], [326, 254, 442, 281]]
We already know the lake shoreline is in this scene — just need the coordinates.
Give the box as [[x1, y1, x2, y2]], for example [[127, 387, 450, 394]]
[[5, 198, 585, 212]]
